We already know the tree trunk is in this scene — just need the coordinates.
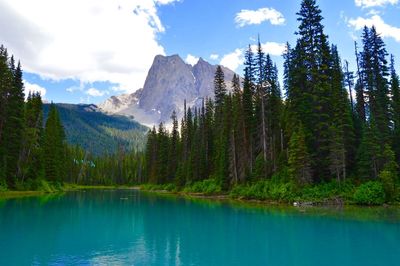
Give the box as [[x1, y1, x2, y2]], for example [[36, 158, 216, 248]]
[[231, 129, 238, 184]]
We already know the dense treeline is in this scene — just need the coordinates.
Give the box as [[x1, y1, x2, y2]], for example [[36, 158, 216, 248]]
[[66, 144, 144, 185], [0, 45, 146, 189], [0, 45, 68, 190], [144, 0, 400, 204]]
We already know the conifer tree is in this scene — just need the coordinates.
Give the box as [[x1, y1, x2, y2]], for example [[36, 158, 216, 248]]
[[360, 26, 391, 144], [329, 45, 355, 181], [18, 92, 44, 182], [213, 66, 229, 185], [145, 126, 158, 183], [230, 74, 246, 183], [204, 98, 215, 178], [265, 55, 283, 173], [156, 122, 169, 184], [379, 144, 398, 201], [215, 94, 232, 187], [0, 52, 25, 187], [390, 55, 400, 163], [242, 45, 256, 173], [288, 125, 312, 185], [0, 45, 12, 184], [214, 65, 226, 110], [354, 41, 367, 124], [43, 104, 66, 183], [287, 0, 334, 181], [255, 37, 265, 85], [356, 121, 382, 180], [253, 43, 269, 176], [168, 111, 180, 182]]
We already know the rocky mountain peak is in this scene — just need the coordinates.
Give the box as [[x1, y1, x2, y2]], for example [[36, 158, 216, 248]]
[[99, 54, 238, 127]]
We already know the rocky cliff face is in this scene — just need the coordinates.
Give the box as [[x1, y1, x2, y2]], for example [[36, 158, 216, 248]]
[[99, 54, 237, 127]]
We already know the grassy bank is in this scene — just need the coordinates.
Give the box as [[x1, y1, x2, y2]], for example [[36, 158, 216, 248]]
[[0, 179, 63, 199], [0, 181, 142, 201], [2, 178, 399, 207], [62, 184, 141, 191], [140, 179, 400, 206], [0, 190, 48, 200]]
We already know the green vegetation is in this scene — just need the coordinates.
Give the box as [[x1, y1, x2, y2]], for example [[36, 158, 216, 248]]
[[142, 0, 400, 206], [42, 103, 148, 155], [353, 181, 386, 205], [0, 44, 147, 192], [2, 0, 400, 206], [0, 191, 46, 200], [183, 179, 222, 195]]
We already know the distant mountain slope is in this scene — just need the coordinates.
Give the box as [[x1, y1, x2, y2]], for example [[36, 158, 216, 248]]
[[43, 103, 148, 155], [99, 55, 238, 127]]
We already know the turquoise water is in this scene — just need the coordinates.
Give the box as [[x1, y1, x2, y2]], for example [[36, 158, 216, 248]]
[[1, 190, 400, 265]]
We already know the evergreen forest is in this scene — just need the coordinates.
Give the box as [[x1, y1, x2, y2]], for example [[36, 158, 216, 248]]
[[1, 0, 400, 205]]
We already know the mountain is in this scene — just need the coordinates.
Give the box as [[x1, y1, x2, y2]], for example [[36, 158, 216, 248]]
[[99, 55, 237, 127], [43, 103, 148, 155]]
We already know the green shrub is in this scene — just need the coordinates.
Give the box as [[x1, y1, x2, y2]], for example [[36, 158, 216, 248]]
[[163, 183, 177, 192], [299, 180, 355, 202], [379, 170, 396, 201], [230, 180, 297, 202], [270, 167, 290, 183], [353, 181, 385, 205], [37, 179, 57, 193], [269, 182, 297, 201], [0, 179, 7, 192], [183, 179, 222, 195]]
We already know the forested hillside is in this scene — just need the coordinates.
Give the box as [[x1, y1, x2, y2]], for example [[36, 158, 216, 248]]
[[43, 104, 148, 155]]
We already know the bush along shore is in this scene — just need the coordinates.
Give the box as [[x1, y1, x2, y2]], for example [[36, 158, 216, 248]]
[[140, 177, 400, 206]]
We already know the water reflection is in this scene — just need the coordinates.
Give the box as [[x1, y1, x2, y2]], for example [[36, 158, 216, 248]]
[[0, 190, 399, 265]]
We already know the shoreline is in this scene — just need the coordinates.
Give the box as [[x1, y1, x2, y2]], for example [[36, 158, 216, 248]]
[[2, 185, 400, 208], [2, 186, 400, 222], [0, 190, 48, 200], [137, 187, 400, 208], [138, 188, 400, 223]]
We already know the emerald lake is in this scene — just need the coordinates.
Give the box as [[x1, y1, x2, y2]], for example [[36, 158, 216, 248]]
[[1, 190, 400, 265]]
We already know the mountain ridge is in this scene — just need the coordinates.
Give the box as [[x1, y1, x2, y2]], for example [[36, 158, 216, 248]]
[[99, 54, 238, 127]]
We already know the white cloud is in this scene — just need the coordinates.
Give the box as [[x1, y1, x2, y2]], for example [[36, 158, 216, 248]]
[[66, 84, 84, 93], [252, 42, 286, 56], [0, 0, 180, 94], [235, 7, 285, 27], [24, 80, 46, 98], [220, 42, 285, 72], [366, 9, 382, 16], [155, 0, 180, 5], [185, 54, 199, 66], [348, 15, 400, 42], [220, 49, 243, 71], [85, 88, 108, 97], [355, 0, 399, 8], [210, 54, 219, 60]]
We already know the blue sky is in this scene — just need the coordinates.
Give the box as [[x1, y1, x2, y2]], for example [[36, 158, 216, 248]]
[[1, 0, 399, 104]]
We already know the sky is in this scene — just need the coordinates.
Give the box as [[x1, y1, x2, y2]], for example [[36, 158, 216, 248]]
[[0, 0, 399, 104]]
